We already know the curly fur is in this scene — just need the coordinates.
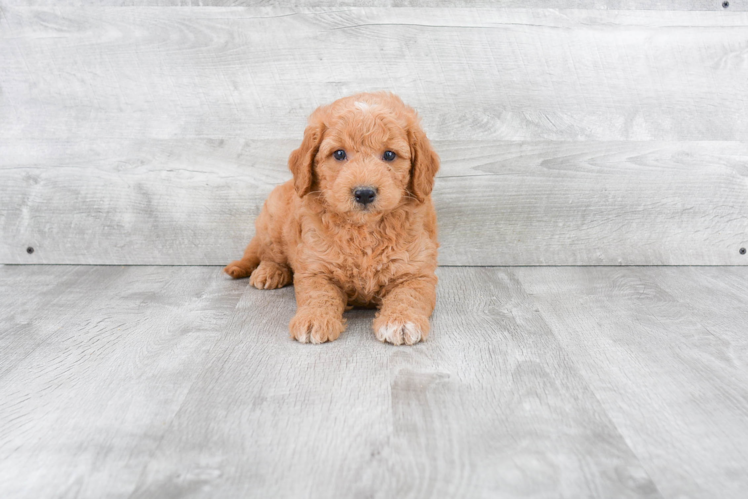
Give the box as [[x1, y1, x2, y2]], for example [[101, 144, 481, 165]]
[[225, 92, 439, 345]]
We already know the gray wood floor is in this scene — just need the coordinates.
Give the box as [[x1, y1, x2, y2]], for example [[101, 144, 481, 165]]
[[2, 265, 747, 497]]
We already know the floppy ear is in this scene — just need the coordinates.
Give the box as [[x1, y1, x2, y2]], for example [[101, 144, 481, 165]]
[[288, 112, 325, 197], [408, 121, 440, 203]]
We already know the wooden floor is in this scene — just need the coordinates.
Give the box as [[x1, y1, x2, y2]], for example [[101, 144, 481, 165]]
[[1, 265, 747, 497]]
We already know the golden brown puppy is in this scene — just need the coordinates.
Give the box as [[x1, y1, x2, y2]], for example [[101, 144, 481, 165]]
[[225, 92, 439, 345]]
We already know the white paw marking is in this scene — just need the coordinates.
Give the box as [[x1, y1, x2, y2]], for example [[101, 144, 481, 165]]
[[295, 328, 310, 343], [376, 322, 423, 346]]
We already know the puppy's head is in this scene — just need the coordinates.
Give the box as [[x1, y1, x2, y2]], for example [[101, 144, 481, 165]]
[[288, 92, 439, 219]]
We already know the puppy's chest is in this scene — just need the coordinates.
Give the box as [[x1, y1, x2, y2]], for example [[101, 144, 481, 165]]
[[307, 227, 411, 300]]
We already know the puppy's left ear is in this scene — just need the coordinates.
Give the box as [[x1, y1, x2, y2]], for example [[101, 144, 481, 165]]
[[408, 120, 440, 203], [288, 109, 326, 197]]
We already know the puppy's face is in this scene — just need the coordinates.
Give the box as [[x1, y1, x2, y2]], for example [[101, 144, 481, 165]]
[[289, 93, 439, 220], [316, 101, 412, 216]]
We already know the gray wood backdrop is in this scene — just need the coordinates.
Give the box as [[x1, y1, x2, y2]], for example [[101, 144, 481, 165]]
[[2, 1, 747, 265]]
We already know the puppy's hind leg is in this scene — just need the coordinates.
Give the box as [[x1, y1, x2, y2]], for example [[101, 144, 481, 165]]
[[224, 238, 261, 279]]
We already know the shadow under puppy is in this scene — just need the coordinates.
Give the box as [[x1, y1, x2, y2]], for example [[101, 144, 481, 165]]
[[225, 92, 440, 345]]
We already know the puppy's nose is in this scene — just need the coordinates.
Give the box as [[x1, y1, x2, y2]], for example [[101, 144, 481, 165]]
[[354, 187, 377, 206]]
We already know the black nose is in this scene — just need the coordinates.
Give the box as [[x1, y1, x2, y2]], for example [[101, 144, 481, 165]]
[[354, 187, 377, 206]]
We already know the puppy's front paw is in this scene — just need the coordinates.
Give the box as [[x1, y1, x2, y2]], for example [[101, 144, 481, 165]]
[[289, 308, 345, 344], [250, 261, 292, 290], [373, 313, 430, 346]]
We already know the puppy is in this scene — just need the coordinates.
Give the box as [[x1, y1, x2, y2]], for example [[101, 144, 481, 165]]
[[225, 92, 439, 345]]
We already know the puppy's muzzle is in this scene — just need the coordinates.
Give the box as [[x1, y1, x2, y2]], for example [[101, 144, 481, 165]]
[[353, 187, 377, 206]]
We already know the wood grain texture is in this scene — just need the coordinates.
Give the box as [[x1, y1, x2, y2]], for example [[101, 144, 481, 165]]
[[2, 139, 747, 265], [0, 265, 665, 497], [3, 265, 748, 496], [1, 7, 747, 142], [131, 267, 659, 497], [2, 1, 745, 10], [0, 266, 247, 497], [0, 265, 107, 377], [2, 4, 747, 266], [515, 265, 748, 498]]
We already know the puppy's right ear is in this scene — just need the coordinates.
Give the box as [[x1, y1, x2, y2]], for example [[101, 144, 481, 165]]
[[288, 111, 325, 197]]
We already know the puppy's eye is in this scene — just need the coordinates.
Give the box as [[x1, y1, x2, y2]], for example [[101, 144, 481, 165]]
[[333, 150, 347, 161], [383, 151, 396, 162]]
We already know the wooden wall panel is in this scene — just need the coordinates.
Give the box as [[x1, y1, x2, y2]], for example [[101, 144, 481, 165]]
[[1, 5, 746, 265], [3, 139, 746, 265], [1, 7, 747, 142], [3, 1, 746, 9]]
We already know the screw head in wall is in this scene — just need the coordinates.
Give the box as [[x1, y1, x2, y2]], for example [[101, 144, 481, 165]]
[[741, 247, 747, 255], [723, 1, 729, 7], [26, 246, 34, 254]]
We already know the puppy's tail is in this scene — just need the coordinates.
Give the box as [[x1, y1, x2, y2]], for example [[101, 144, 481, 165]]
[[224, 238, 261, 279]]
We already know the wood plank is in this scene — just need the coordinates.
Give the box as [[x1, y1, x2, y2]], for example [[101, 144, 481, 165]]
[[1, 7, 747, 141], [2, 139, 747, 265], [129, 267, 657, 497], [515, 266, 748, 498], [0, 139, 269, 265], [3, 0, 745, 10], [651, 267, 748, 373], [129, 281, 398, 498], [0, 265, 127, 378], [0, 266, 246, 497]]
